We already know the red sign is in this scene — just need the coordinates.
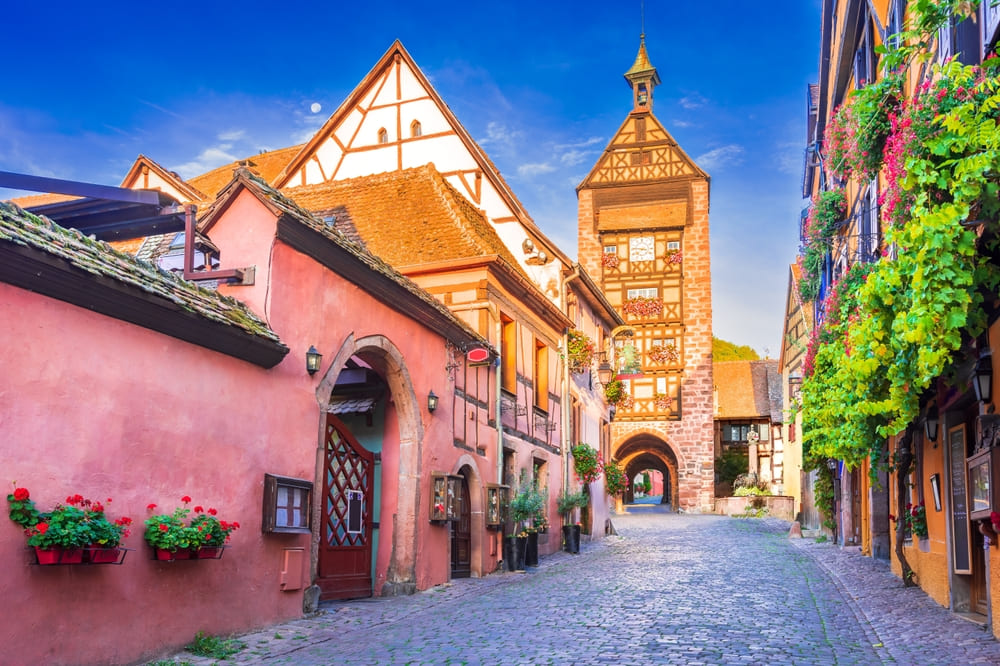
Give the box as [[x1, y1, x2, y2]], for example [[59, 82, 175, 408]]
[[467, 347, 489, 364]]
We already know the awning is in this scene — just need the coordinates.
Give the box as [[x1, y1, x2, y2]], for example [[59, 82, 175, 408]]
[[325, 397, 377, 415]]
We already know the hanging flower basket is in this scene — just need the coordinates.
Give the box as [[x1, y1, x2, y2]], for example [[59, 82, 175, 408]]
[[604, 379, 625, 405], [647, 344, 679, 365], [566, 329, 596, 374], [622, 297, 663, 319], [601, 253, 620, 269]]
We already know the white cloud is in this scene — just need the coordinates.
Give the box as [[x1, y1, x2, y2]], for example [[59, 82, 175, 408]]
[[776, 140, 806, 175], [679, 93, 708, 109], [172, 146, 239, 178], [559, 149, 594, 167], [518, 162, 556, 177], [694, 144, 745, 170], [671, 119, 694, 128], [553, 137, 603, 150], [478, 121, 522, 149], [218, 129, 246, 142]]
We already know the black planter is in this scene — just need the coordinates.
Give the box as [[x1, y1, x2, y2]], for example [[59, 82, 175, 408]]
[[525, 531, 539, 567], [562, 524, 581, 554], [503, 535, 525, 571]]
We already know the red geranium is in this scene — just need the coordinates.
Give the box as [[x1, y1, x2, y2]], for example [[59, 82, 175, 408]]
[[13, 488, 29, 501]]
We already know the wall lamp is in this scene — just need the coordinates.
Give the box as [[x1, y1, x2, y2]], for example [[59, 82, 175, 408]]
[[305, 346, 322, 376], [924, 406, 939, 444], [427, 390, 439, 413], [974, 353, 993, 404]]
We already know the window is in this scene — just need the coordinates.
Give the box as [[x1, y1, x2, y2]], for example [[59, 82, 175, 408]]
[[410, 120, 422, 137], [501, 314, 516, 394], [262, 474, 313, 534], [603, 245, 618, 255], [886, 0, 904, 51], [377, 128, 388, 144], [667, 241, 680, 251], [627, 287, 658, 299], [629, 236, 655, 261], [854, 21, 875, 86], [534, 340, 548, 411], [721, 424, 753, 444], [656, 377, 667, 394], [635, 117, 646, 141]]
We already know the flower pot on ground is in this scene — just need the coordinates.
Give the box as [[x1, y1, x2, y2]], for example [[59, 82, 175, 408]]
[[524, 530, 539, 567], [562, 524, 580, 554], [503, 534, 525, 572]]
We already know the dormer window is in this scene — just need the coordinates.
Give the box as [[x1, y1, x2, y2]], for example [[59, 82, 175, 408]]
[[410, 120, 422, 137], [377, 128, 388, 144]]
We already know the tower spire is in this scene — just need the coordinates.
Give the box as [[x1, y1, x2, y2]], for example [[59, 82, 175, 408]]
[[624, 33, 660, 113]]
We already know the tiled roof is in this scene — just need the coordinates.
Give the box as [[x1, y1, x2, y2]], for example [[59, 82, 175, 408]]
[[206, 168, 490, 348], [714, 360, 780, 419], [283, 164, 526, 273], [188, 144, 304, 200], [7, 192, 78, 208], [0, 200, 284, 346]]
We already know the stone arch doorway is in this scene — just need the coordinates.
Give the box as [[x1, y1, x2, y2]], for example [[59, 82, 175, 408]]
[[614, 433, 681, 510], [314, 334, 423, 598], [451, 457, 484, 579]]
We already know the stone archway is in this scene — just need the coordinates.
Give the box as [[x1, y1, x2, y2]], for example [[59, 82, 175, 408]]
[[614, 431, 682, 510], [314, 333, 423, 597]]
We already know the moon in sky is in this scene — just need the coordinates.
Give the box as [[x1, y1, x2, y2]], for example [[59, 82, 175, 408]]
[[310, 103, 322, 114]]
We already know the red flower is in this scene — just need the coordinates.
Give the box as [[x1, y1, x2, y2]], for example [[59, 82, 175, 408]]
[[180, 495, 192, 504], [158, 523, 169, 532], [91, 501, 104, 513], [207, 508, 217, 516], [146, 503, 157, 511], [12, 487, 29, 501], [36, 522, 49, 534], [194, 506, 204, 513], [233, 522, 240, 529], [889, 514, 896, 522]]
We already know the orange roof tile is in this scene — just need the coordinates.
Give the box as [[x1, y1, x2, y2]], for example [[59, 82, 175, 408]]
[[187, 144, 303, 200], [283, 164, 525, 272], [7, 192, 80, 207]]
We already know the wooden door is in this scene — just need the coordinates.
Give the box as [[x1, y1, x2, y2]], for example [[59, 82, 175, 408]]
[[972, 530, 988, 615], [318, 414, 374, 600], [450, 475, 471, 578], [851, 469, 862, 545]]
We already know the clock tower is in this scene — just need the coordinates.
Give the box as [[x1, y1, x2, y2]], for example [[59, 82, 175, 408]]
[[577, 36, 714, 513]]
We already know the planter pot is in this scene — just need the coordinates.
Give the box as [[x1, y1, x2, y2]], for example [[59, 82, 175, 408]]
[[525, 531, 539, 567], [155, 547, 192, 561], [87, 547, 121, 564], [34, 546, 84, 565], [562, 525, 581, 554], [197, 546, 223, 559], [503, 535, 525, 572]]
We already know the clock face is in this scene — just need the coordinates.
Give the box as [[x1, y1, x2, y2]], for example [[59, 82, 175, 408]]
[[630, 236, 655, 262]]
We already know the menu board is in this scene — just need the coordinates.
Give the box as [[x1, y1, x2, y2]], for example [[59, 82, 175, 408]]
[[949, 424, 971, 574]]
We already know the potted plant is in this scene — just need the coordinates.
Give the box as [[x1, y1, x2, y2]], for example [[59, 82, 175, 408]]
[[604, 379, 625, 405], [7, 485, 132, 565], [506, 479, 544, 571], [189, 506, 240, 558], [556, 489, 587, 554], [571, 443, 602, 484]]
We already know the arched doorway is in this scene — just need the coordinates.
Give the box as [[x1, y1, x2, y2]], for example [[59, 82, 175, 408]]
[[314, 334, 423, 598]]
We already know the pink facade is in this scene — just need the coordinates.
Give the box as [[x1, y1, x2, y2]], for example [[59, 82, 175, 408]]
[[0, 178, 493, 664]]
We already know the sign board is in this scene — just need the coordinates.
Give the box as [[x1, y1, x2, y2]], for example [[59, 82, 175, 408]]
[[467, 347, 490, 364], [949, 424, 971, 574], [346, 490, 363, 535]]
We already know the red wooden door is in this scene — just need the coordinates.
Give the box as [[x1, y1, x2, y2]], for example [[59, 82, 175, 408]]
[[318, 414, 374, 600]]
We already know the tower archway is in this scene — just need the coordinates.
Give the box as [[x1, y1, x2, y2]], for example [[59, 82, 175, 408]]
[[614, 432, 680, 509]]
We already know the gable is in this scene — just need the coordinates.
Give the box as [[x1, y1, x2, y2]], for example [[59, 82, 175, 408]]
[[273, 41, 571, 279], [120, 155, 205, 204], [579, 112, 708, 188]]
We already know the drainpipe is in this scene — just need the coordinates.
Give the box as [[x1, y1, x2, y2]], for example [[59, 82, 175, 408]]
[[495, 318, 503, 486], [562, 266, 582, 496]]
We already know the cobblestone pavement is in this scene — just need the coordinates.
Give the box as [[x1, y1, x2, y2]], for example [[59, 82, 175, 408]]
[[158, 506, 1000, 665]]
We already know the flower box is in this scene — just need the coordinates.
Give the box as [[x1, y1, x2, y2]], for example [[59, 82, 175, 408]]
[[86, 546, 122, 564], [34, 546, 83, 565], [154, 547, 192, 561], [196, 546, 226, 559]]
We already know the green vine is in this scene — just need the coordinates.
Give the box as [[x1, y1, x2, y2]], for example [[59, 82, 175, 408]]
[[802, 1, 1000, 480]]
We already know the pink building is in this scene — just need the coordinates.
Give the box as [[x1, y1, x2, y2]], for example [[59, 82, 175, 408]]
[[0, 169, 490, 664]]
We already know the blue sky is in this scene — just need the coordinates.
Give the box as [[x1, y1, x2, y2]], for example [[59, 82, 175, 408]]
[[1, 2, 821, 356]]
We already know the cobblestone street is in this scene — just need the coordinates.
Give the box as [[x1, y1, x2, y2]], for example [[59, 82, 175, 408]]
[[162, 507, 1000, 665]]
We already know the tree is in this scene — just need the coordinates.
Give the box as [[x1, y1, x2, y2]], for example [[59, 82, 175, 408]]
[[713, 337, 761, 361]]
